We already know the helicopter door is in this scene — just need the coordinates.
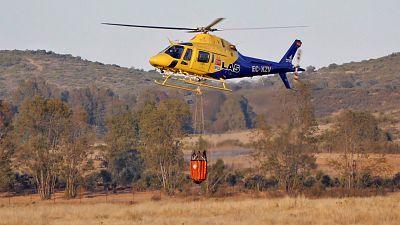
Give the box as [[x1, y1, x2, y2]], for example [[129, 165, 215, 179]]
[[180, 48, 193, 69], [192, 50, 211, 74]]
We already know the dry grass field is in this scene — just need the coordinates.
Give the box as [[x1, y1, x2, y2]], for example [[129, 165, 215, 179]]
[[182, 130, 400, 176], [183, 130, 255, 147], [0, 192, 399, 225]]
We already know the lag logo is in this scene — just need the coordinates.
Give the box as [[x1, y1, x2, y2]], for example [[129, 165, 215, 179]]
[[222, 62, 240, 73]]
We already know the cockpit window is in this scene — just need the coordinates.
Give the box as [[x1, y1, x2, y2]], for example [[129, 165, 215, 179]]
[[159, 46, 170, 54], [165, 45, 184, 59]]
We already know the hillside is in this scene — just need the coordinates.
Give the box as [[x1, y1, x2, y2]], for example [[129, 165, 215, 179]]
[[316, 53, 400, 90], [237, 53, 400, 115], [233, 53, 400, 137], [308, 53, 400, 117], [0, 50, 159, 98], [0, 49, 399, 136]]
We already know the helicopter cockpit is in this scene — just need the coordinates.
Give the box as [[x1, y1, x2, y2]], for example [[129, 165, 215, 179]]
[[164, 45, 185, 59]]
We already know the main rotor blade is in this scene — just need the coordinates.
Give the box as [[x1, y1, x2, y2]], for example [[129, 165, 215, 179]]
[[219, 25, 308, 31], [102, 23, 197, 31], [204, 18, 225, 30], [186, 29, 223, 33]]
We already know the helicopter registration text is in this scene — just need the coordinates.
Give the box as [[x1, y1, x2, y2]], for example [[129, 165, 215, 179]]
[[252, 66, 272, 73]]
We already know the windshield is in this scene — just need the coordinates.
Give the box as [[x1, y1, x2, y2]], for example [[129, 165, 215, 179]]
[[158, 46, 170, 54], [165, 45, 184, 59]]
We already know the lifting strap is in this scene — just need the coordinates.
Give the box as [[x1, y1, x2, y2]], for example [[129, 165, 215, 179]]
[[193, 87, 205, 135]]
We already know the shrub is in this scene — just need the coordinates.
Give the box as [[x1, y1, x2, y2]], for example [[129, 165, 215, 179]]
[[226, 173, 238, 186], [84, 172, 99, 192], [393, 173, 400, 188], [321, 175, 333, 187], [306, 66, 316, 73], [135, 172, 161, 191], [11, 173, 35, 193], [332, 177, 341, 187], [302, 176, 316, 188], [328, 63, 338, 69], [244, 175, 277, 191], [370, 176, 384, 189], [358, 172, 372, 188], [91, 169, 113, 191], [225, 170, 244, 187]]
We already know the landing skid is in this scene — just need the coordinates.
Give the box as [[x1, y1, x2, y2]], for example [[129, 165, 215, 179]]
[[154, 72, 232, 93]]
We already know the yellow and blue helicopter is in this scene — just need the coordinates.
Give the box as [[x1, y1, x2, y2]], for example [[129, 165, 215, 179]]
[[103, 18, 305, 93]]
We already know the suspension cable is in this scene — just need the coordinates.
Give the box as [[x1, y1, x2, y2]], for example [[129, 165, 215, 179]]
[[193, 87, 205, 135], [200, 93, 205, 135], [194, 93, 198, 135]]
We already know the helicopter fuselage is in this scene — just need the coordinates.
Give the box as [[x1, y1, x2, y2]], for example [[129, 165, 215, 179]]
[[149, 33, 304, 88]]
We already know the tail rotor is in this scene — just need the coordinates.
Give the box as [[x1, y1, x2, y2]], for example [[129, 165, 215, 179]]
[[293, 49, 302, 82]]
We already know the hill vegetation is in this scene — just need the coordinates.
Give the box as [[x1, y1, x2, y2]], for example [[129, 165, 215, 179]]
[[0, 50, 158, 98], [0, 49, 399, 200], [1, 49, 399, 135]]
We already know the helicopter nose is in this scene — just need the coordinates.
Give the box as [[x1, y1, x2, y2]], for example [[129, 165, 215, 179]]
[[149, 54, 170, 68]]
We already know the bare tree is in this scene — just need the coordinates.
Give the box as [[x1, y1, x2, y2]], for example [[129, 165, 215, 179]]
[[253, 84, 318, 194], [327, 110, 390, 189], [60, 107, 93, 198], [254, 128, 317, 193]]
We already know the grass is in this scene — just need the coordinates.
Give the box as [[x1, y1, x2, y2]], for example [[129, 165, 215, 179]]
[[182, 130, 400, 174], [0, 193, 399, 225]]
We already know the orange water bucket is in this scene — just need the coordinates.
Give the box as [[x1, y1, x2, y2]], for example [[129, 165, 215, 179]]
[[190, 160, 207, 184]]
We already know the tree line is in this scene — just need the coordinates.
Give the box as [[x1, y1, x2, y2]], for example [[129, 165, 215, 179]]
[[11, 78, 257, 134], [191, 85, 399, 196], [0, 80, 399, 199]]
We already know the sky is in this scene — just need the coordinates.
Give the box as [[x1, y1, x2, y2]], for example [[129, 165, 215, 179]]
[[1, 0, 400, 70]]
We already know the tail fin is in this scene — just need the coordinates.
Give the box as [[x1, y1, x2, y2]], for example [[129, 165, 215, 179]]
[[279, 73, 291, 89], [279, 40, 302, 64]]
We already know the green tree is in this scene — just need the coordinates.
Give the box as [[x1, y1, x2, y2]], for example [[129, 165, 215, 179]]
[[12, 78, 59, 107], [104, 112, 143, 188], [213, 96, 256, 133], [67, 85, 127, 133], [0, 100, 14, 191], [139, 100, 190, 194], [201, 90, 226, 129], [239, 96, 257, 129], [14, 97, 71, 199]]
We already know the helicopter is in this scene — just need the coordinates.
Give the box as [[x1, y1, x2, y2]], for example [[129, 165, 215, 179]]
[[103, 18, 306, 184], [102, 18, 306, 93]]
